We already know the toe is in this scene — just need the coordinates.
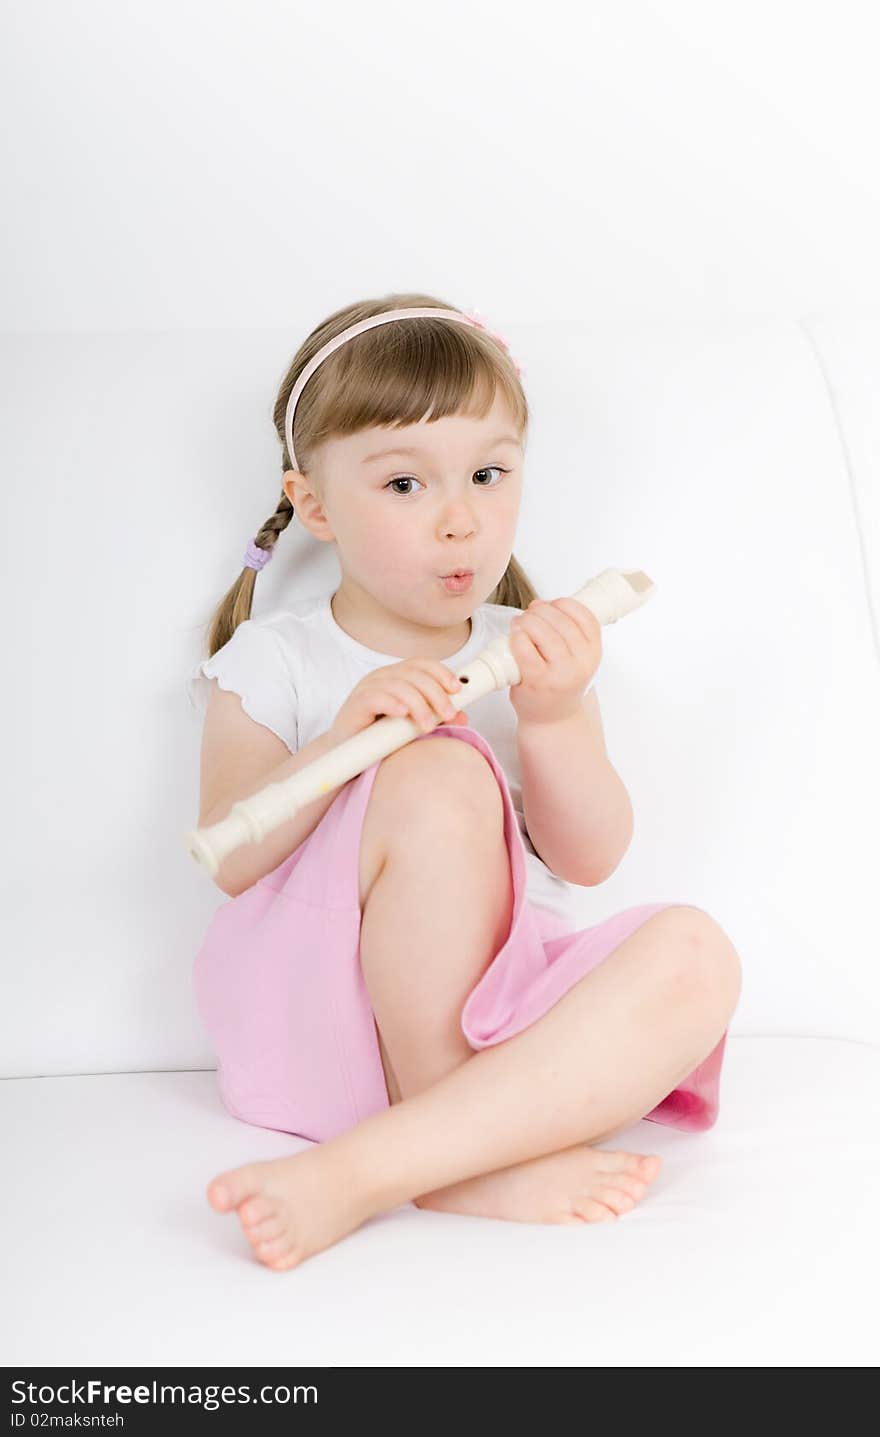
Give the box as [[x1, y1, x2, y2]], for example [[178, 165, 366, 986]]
[[254, 1235, 291, 1262], [571, 1196, 618, 1223], [606, 1173, 647, 1201], [245, 1215, 285, 1244], [600, 1188, 636, 1216], [602, 1151, 661, 1181], [238, 1196, 275, 1229], [206, 1162, 267, 1213], [600, 1150, 646, 1174], [267, 1250, 303, 1272]]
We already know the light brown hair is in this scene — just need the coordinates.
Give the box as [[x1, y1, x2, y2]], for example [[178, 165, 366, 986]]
[[204, 290, 540, 658]]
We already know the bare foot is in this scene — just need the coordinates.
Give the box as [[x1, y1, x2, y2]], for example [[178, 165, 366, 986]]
[[414, 1144, 663, 1224], [206, 1142, 378, 1272], [206, 1141, 663, 1273]]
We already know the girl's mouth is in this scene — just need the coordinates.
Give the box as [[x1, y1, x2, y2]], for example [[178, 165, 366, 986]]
[[440, 572, 474, 593]]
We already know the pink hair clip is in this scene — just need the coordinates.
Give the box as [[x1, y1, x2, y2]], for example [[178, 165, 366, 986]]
[[462, 307, 527, 379]]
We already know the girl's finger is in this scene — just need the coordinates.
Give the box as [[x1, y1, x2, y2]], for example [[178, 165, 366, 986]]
[[509, 625, 542, 674], [408, 658, 463, 693], [414, 675, 463, 726], [515, 609, 572, 662], [414, 677, 464, 729], [385, 679, 459, 732], [548, 597, 599, 644], [526, 604, 579, 653]]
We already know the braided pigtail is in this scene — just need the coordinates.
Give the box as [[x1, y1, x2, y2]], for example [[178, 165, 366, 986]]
[[205, 488, 295, 658]]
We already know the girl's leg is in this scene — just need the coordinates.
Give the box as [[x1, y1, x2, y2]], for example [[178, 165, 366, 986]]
[[359, 734, 673, 1221], [360, 734, 612, 1222], [357, 734, 516, 1103], [341, 901, 741, 1216], [206, 896, 741, 1267], [205, 734, 741, 1266]]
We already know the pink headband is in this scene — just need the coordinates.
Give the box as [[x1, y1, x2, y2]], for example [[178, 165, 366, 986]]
[[284, 304, 524, 473], [243, 304, 525, 571]]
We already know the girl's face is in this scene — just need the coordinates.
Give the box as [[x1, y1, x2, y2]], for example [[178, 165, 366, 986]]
[[286, 393, 525, 656]]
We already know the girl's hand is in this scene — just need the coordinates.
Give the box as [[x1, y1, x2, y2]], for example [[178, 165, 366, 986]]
[[328, 658, 469, 748], [508, 598, 602, 727]]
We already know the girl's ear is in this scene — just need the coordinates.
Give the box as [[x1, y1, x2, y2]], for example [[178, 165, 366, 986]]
[[282, 470, 305, 505], [286, 472, 336, 543]]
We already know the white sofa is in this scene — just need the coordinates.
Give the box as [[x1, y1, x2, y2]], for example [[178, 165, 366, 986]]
[[3, 316, 879, 1367]]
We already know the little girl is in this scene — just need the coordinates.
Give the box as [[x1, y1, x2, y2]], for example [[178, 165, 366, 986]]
[[187, 292, 742, 1273]]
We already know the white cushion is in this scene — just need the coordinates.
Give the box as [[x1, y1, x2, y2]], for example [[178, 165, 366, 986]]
[[4, 319, 878, 1367], [2, 1037, 877, 1366]]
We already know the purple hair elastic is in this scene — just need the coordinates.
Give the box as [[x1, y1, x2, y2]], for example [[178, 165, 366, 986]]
[[243, 538, 273, 571]]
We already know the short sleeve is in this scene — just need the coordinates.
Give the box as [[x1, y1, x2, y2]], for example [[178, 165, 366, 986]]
[[186, 619, 298, 752]]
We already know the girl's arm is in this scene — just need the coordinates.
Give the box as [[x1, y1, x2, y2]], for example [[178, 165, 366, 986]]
[[197, 682, 343, 897], [516, 691, 634, 886]]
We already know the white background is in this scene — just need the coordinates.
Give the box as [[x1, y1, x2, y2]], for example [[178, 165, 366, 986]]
[[4, 0, 880, 330], [2, 0, 879, 1075]]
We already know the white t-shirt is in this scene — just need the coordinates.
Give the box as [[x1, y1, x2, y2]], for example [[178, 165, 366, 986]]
[[187, 592, 600, 922]]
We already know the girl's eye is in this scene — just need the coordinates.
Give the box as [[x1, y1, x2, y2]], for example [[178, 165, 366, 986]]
[[384, 466, 510, 496]]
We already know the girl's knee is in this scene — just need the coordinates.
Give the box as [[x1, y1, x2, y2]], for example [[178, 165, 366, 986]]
[[359, 736, 505, 904], [372, 732, 503, 827], [656, 906, 743, 1012]]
